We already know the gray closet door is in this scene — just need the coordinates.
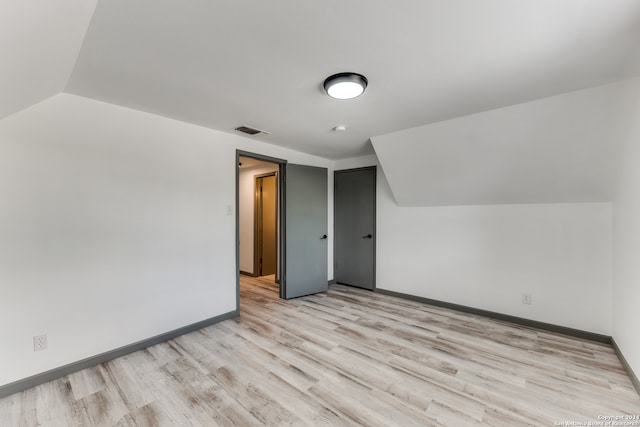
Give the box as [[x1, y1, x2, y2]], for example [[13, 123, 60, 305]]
[[284, 164, 328, 299], [334, 167, 376, 290]]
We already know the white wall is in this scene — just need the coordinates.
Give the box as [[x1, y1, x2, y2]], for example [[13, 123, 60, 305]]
[[612, 79, 640, 379], [376, 166, 613, 334], [2, 85, 636, 389], [335, 154, 613, 335], [0, 93, 332, 386], [368, 79, 640, 341], [334, 154, 378, 171], [238, 163, 279, 274]]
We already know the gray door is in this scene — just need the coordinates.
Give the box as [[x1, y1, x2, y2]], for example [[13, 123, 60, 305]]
[[284, 164, 328, 299], [334, 167, 376, 290]]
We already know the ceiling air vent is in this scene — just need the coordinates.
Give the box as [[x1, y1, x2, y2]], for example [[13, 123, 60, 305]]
[[234, 126, 270, 136]]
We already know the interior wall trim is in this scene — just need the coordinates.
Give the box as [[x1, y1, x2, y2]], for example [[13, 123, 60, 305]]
[[374, 288, 612, 344], [612, 338, 640, 396], [239, 270, 258, 277], [0, 310, 238, 399]]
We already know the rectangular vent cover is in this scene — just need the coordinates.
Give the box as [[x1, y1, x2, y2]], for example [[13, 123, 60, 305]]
[[235, 126, 269, 136]]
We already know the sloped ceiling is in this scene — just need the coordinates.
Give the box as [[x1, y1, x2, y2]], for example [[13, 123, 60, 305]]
[[371, 78, 640, 206], [0, 1, 97, 120], [64, 0, 640, 159], [3, 1, 640, 206]]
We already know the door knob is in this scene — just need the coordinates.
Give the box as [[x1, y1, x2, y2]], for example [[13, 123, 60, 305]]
[[321, 234, 328, 239], [362, 234, 373, 239]]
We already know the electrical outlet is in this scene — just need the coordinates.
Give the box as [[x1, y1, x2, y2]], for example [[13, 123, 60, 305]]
[[33, 334, 47, 352], [522, 293, 532, 305]]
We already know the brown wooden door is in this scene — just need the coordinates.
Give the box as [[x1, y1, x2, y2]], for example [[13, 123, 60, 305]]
[[256, 174, 277, 276]]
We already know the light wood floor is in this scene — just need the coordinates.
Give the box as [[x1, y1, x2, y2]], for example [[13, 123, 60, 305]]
[[2, 276, 639, 426]]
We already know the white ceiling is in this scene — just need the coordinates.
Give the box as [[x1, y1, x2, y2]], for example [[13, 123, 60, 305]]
[[238, 156, 273, 170], [372, 79, 640, 206], [0, 0, 97, 120], [63, 0, 640, 160], [3, 1, 640, 206]]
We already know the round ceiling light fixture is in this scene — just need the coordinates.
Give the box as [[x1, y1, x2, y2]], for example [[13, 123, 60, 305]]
[[323, 72, 368, 100]]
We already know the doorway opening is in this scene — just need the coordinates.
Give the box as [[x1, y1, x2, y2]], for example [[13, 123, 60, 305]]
[[236, 151, 286, 304], [236, 150, 330, 306]]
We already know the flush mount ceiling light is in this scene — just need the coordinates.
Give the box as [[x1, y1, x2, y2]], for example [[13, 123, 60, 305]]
[[323, 72, 368, 100]]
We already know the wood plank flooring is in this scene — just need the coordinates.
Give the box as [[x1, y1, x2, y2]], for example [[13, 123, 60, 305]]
[[1, 275, 639, 426]]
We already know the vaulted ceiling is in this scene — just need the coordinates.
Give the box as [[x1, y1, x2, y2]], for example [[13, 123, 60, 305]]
[[0, 0, 97, 120], [3, 0, 640, 204]]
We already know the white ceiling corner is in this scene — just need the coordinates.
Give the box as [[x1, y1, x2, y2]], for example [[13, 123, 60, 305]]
[[372, 78, 640, 206], [0, 0, 98, 120]]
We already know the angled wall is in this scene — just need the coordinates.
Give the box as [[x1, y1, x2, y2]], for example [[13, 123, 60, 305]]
[[371, 80, 634, 207], [339, 81, 640, 384], [367, 79, 640, 339], [0, 1, 97, 120]]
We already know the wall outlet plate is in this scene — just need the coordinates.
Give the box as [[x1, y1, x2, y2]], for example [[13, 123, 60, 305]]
[[33, 334, 47, 351], [522, 293, 532, 305]]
